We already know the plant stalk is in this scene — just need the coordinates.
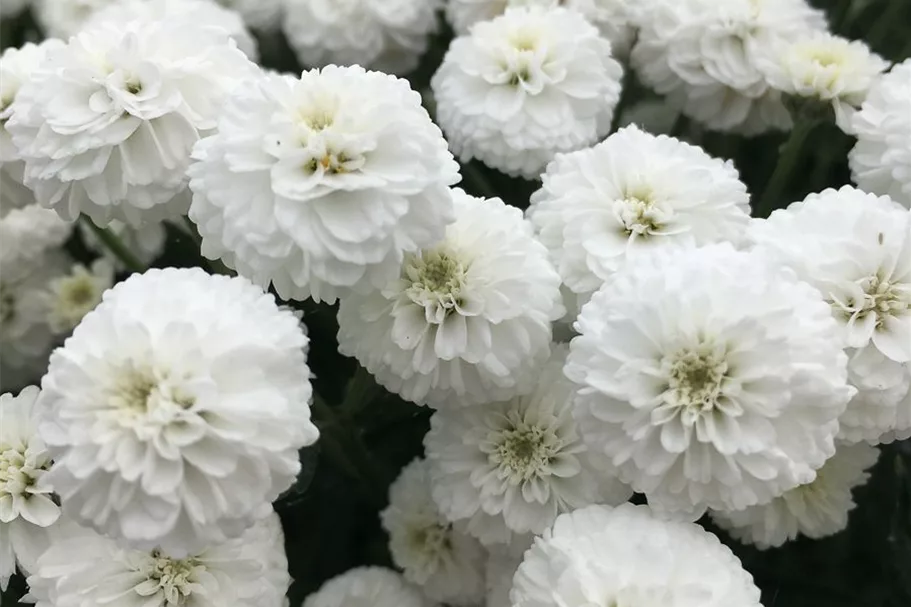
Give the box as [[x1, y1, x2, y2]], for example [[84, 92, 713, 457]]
[[757, 120, 816, 215], [80, 215, 145, 273]]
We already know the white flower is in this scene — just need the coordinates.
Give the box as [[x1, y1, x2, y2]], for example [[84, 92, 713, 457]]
[[30, 258, 115, 334], [34, 267, 319, 556], [0, 205, 72, 269], [1, 40, 67, 212], [218, 0, 284, 30], [511, 503, 762, 607], [78, 217, 167, 269], [424, 346, 631, 547], [0, 252, 69, 377], [33, 0, 116, 38], [0, 386, 60, 591], [85, 0, 259, 60], [188, 65, 458, 304], [630, 0, 827, 134], [759, 32, 889, 129], [528, 125, 751, 303], [445, 0, 637, 58], [338, 189, 563, 408], [712, 442, 880, 549], [0, 0, 28, 17], [304, 567, 431, 607], [432, 5, 623, 178], [850, 59, 911, 208], [6, 18, 258, 227], [750, 186, 911, 444], [26, 510, 291, 607], [381, 458, 486, 606], [566, 243, 854, 519], [282, 0, 442, 75]]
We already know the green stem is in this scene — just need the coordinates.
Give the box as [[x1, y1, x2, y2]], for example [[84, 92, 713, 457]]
[[80, 215, 145, 273], [757, 120, 816, 215], [311, 392, 388, 507]]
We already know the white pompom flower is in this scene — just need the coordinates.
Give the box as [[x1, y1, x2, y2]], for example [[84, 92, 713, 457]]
[[381, 458, 486, 606], [33, 0, 116, 38], [445, 0, 637, 58], [34, 267, 319, 556], [750, 186, 911, 444], [283, 0, 442, 75], [630, 0, 826, 134], [26, 510, 291, 607], [85, 0, 259, 60], [712, 442, 879, 549], [78, 217, 167, 270], [424, 346, 631, 548], [432, 5, 623, 178], [304, 567, 431, 607], [566, 244, 854, 519], [850, 59, 911, 208], [0, 387, 61, 592], [511, 503, 762, 607], [219, 0, 284, 30], [6, 18, 258, 227], [528, 124, 751, 304], [759, 31, 889, 129], [338, 189, 563, 409], [188, 64, 459, 304], [1, 40, 67, 213]]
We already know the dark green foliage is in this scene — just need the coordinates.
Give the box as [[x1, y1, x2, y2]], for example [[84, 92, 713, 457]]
[[1, 2, 909, 606]]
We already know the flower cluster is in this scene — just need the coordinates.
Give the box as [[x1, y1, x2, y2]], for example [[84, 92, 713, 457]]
[[0, 1, 907, 606], [630, 0, 825, 134]]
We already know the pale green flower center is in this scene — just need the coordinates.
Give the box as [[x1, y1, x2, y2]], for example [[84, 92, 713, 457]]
[[407, 522, 453, 558], [831, 271, 911, 329], [140, 551, 202, 605], [492, 426, 559, 481], [403, 249, 469, 319], [0, 444, 49, 499], [49, 270, 104, 332], [667, 348, 729, 411], [617, 186, 664, 236], [107, 364, 195, 416]]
